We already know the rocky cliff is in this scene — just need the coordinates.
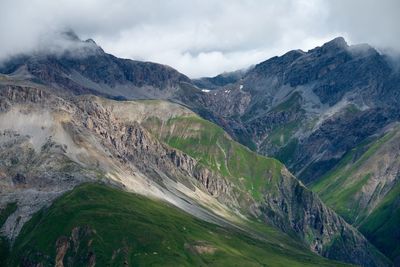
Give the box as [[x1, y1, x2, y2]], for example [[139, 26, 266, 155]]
[[0, 83, 390, 266], [0, 34, 397, 266]]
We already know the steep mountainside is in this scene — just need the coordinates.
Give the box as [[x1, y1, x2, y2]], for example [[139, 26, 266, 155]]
[[1, 33, 398, 266], [189, 38, 400, 264], [312, 123, 400, 264], [2, 34, 399, 188], [0, 82, 390, 266], [191, 37, 400, 182], [92, 89, 389, 266], [7, 183, 349, 267], [0, 32, 191, 100]]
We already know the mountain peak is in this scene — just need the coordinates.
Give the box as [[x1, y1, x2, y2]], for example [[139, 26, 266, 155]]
[[321, 36, 348, 50]]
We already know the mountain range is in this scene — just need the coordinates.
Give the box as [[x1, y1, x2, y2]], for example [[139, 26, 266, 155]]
[[0, 32, 398, 266]]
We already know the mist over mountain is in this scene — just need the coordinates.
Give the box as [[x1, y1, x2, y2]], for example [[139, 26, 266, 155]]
[[1, 0, 400, 77], [1, 1, 400, 266]]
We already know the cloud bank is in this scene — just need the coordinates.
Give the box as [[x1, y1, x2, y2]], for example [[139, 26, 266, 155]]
[[0, 0, 399, 77]]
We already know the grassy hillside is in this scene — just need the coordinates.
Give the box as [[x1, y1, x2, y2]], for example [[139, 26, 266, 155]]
[[311, 130, 395, 222], [5, 184, 348, 267], [0, 202, 17, 264], [143, 115, 284, 201], [311, 126, 400, 262], [359, 182, 400, 262]]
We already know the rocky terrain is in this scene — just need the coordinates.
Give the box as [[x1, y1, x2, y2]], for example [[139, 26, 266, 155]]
[[312, 123, 400, 264], [0, 33, 398, 266], [189, 38, 400, 181], [189, 37, 400, 264], [0, 81, 390, 266], [0, 31, 191, 101], [8, 183, 351, 267]]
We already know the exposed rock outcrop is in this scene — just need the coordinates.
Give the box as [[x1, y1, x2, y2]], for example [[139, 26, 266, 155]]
[[0, 37, 395, 265]]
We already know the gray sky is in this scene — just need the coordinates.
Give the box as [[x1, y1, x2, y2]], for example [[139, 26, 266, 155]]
[[0, 0, 399, 78]]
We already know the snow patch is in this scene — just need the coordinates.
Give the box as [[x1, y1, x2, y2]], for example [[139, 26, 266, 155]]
[[201, 89, 210, 93]]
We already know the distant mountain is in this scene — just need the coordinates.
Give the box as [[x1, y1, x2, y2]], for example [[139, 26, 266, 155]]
[[0, 32, 191, 100], [193, 69, 248, 90], [192, 37, 400, 179], [312, 123, 400, 264], [1, 33, 398, 266], [186, 37, 400, 264]]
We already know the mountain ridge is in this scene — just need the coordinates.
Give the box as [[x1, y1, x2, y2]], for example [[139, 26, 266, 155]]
[[0, 33, 398, 266], [0, 82, 390, 266]]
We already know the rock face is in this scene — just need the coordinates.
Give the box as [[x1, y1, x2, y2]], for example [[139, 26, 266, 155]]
[[257, 168, 384, 266], [193, 69, 247, 90], [184, 38, 399, 263], [188, 38, 400, 182], [0, 85, 240, 242], [76, 97, 237, 206], [0, 35, 191, 100], [0, 83, 390, 266], [184, 37, 400, 263], [0, 34, 397, 265], [312, 123, 400, 263], [2, 35, 399, 188]]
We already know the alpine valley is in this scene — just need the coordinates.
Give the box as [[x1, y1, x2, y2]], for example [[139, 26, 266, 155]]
[[0, 32, 399, 267]]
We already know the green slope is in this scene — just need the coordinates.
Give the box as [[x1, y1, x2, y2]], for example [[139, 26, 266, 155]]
[[5, 184, 347, 267], [311, 126, 400, 262], [0, 202, 17, 264], [311, 131, 394, 222], [143, 115, 283, 201], [359, 182, 400, 262]]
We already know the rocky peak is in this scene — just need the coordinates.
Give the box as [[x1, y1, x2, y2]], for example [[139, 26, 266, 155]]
[[0, 34, 192, 97], [320, 36, 348, 50]]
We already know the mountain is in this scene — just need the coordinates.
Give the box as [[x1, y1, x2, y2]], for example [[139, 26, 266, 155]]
[[0, 32, 191, 100], [188, 37, 400, 264], [0, 81, 389, 266], [0, 33, 398, 266], [8, 183, 349, 267], [193, 69, 248, 90], [190, 37, 400, 181], [311, 123, 400, 264]]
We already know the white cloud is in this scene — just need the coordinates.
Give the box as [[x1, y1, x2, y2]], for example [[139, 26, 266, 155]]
[[0, 0, 398, 77]]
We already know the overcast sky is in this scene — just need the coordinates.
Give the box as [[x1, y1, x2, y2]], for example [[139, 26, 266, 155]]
[[0, 0, 399, 78]]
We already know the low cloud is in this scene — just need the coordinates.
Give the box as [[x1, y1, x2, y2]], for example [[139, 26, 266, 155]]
[[0, 0, 398, 77]]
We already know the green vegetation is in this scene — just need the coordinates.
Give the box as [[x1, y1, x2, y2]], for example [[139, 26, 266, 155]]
[[270, 92, 302, 113], [275, 138, 299, 164], [143, 115, 284, 201], [0, 237, 9, 266], [311, 127, 400, 261], [268, 121, 300, 147], [311, 130, 395, 223], [343, 104, 361, 115], [6, 184, 348, 267], [259, 92, 304, 162], [0, 202, 17, 227], [360, 182, 400, 261], [0, 202, 17, 264]]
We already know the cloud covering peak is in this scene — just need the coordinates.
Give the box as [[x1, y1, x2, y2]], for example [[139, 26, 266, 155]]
[[0, 0, 399, 77]]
